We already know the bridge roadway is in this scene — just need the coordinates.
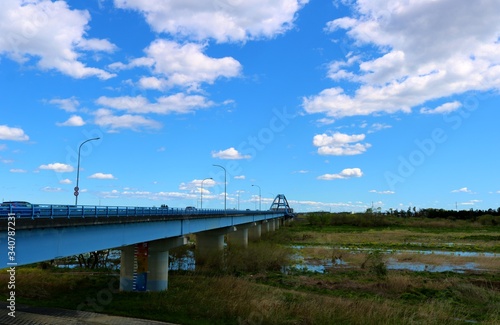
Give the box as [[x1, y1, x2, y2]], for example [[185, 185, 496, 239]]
[[0, 201, 293, 291], [1, 204, 290, 267]]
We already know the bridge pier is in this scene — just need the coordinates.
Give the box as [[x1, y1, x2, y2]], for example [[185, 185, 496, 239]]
[[248, 222, 261, 241], [227, 225, 249, 248], [119, 236, 187, 292], [195, 227, 235, 266], [269, 219, 276, 232], [261, 220, 270, 234], [119, 245, 135, 292]]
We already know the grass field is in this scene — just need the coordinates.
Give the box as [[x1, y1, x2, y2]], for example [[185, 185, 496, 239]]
[[1, 214, 499, 324]]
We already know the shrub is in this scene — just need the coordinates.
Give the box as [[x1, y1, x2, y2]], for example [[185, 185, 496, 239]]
[[361, 250, 388, 278]]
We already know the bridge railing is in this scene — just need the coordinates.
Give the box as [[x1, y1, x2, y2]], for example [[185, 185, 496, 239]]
[[0, 204, 273, 219]]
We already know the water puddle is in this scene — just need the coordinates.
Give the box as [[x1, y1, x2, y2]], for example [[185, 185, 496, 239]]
[[164, 246, 500, 274], [291, 246, 499, 274]]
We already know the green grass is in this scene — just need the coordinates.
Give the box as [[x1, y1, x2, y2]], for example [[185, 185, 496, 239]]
[[1, 217, 499, 324], [3, 267, 499, 324]]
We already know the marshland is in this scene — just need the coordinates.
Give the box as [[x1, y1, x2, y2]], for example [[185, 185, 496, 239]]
[[1, 210, 499, 324]]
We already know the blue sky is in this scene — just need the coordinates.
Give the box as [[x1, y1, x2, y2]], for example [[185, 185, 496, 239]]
[[1, 0, 499, 212]]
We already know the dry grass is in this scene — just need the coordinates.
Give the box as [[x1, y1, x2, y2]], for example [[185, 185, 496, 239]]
[[392, 251, 500, 272], [2, 222, 499, 324], [204, 275, 461, 325], [293, 228, 500, 252], [2, 259, 500, 324]]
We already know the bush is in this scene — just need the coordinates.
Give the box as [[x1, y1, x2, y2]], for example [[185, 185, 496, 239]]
[[224, 242, 292, 274], [361, 250, 387, 278], [477, 214, 500, 226]]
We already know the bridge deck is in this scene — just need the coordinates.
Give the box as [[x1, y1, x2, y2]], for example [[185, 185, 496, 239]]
[[0, 204, 280, 230]]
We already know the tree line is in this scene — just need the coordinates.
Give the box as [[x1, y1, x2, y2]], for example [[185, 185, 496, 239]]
[[380, 207, 500, 221], [303, 207, 500, 227]]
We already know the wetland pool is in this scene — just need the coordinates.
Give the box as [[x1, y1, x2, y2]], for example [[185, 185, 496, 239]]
[[167, 246, 500, 274], [291, 246, 500, 274]]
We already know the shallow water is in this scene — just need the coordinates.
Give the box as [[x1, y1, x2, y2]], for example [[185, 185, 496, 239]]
[[167, 245, 499, 274], [291, 246, 499, 273], [170, 250, 196, 271]]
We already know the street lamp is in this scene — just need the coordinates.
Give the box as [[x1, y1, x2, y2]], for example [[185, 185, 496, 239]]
[[75, 137, 100, 205], [200, 177, 212, 209], [212, 164, 226, 212], [252, 184, 261, 210]]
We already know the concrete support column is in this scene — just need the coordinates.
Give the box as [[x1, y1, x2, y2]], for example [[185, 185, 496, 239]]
[[248, 223, 261, 241], [227, 227, 248, 248], [275, 218, 281, 230], [119, 245, 135, 291], [269, 219, 276, 232], [195, 228, 231, 266], [147, 250, 169, 291], [261, 220, 270, 234], [148, 236, 187, 291], [120, 236, 187, 292]]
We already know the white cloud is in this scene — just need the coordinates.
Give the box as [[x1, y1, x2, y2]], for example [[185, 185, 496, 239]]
[[194, 178, 216, 187], [59, 178, 72, 184], [212, 147, 251, 160], [0, 0, 116, 79], [49, 97, 79, 112], [179, 178, 216, 193], [459, 199, 482, 206], [304, 0, 500, 118], [56, 115, 85, 127], [112, 40, 242, 90], [313, 132, 370, 156], [89, 173, 116, 180], [315, 118, 335, 126], [96, 93, 214, 115], [113, 0, 308, 43], [452, 187, 472, 193], [369, 190, 395, 195], [41, 186, 62, 192], [318, 168, 363, 180], [39, 162, 74, 173], [420, 101, 462, 115], [367, 123, 392, 133], [0, 125, 29, 141], [93, 109, 162, 131], [10, 168, 27, 173], [234, 175, 246, 180], [138, 77, 167, 90]]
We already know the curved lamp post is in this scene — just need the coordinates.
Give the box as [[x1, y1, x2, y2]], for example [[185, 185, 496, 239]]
[[212, 164, 226, 212], [200, 177, 212, 209], [75, 137, 100, 205], [252, 184, 261, 210]]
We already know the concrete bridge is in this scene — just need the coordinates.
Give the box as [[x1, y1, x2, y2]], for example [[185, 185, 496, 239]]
[[0, 194, 294, 291]]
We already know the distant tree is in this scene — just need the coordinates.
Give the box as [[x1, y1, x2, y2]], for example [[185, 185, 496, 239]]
[[76, 250, 110, 269]]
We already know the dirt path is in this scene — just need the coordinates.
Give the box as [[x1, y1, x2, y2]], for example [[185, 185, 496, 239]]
[[0, 302, 177, 325]]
